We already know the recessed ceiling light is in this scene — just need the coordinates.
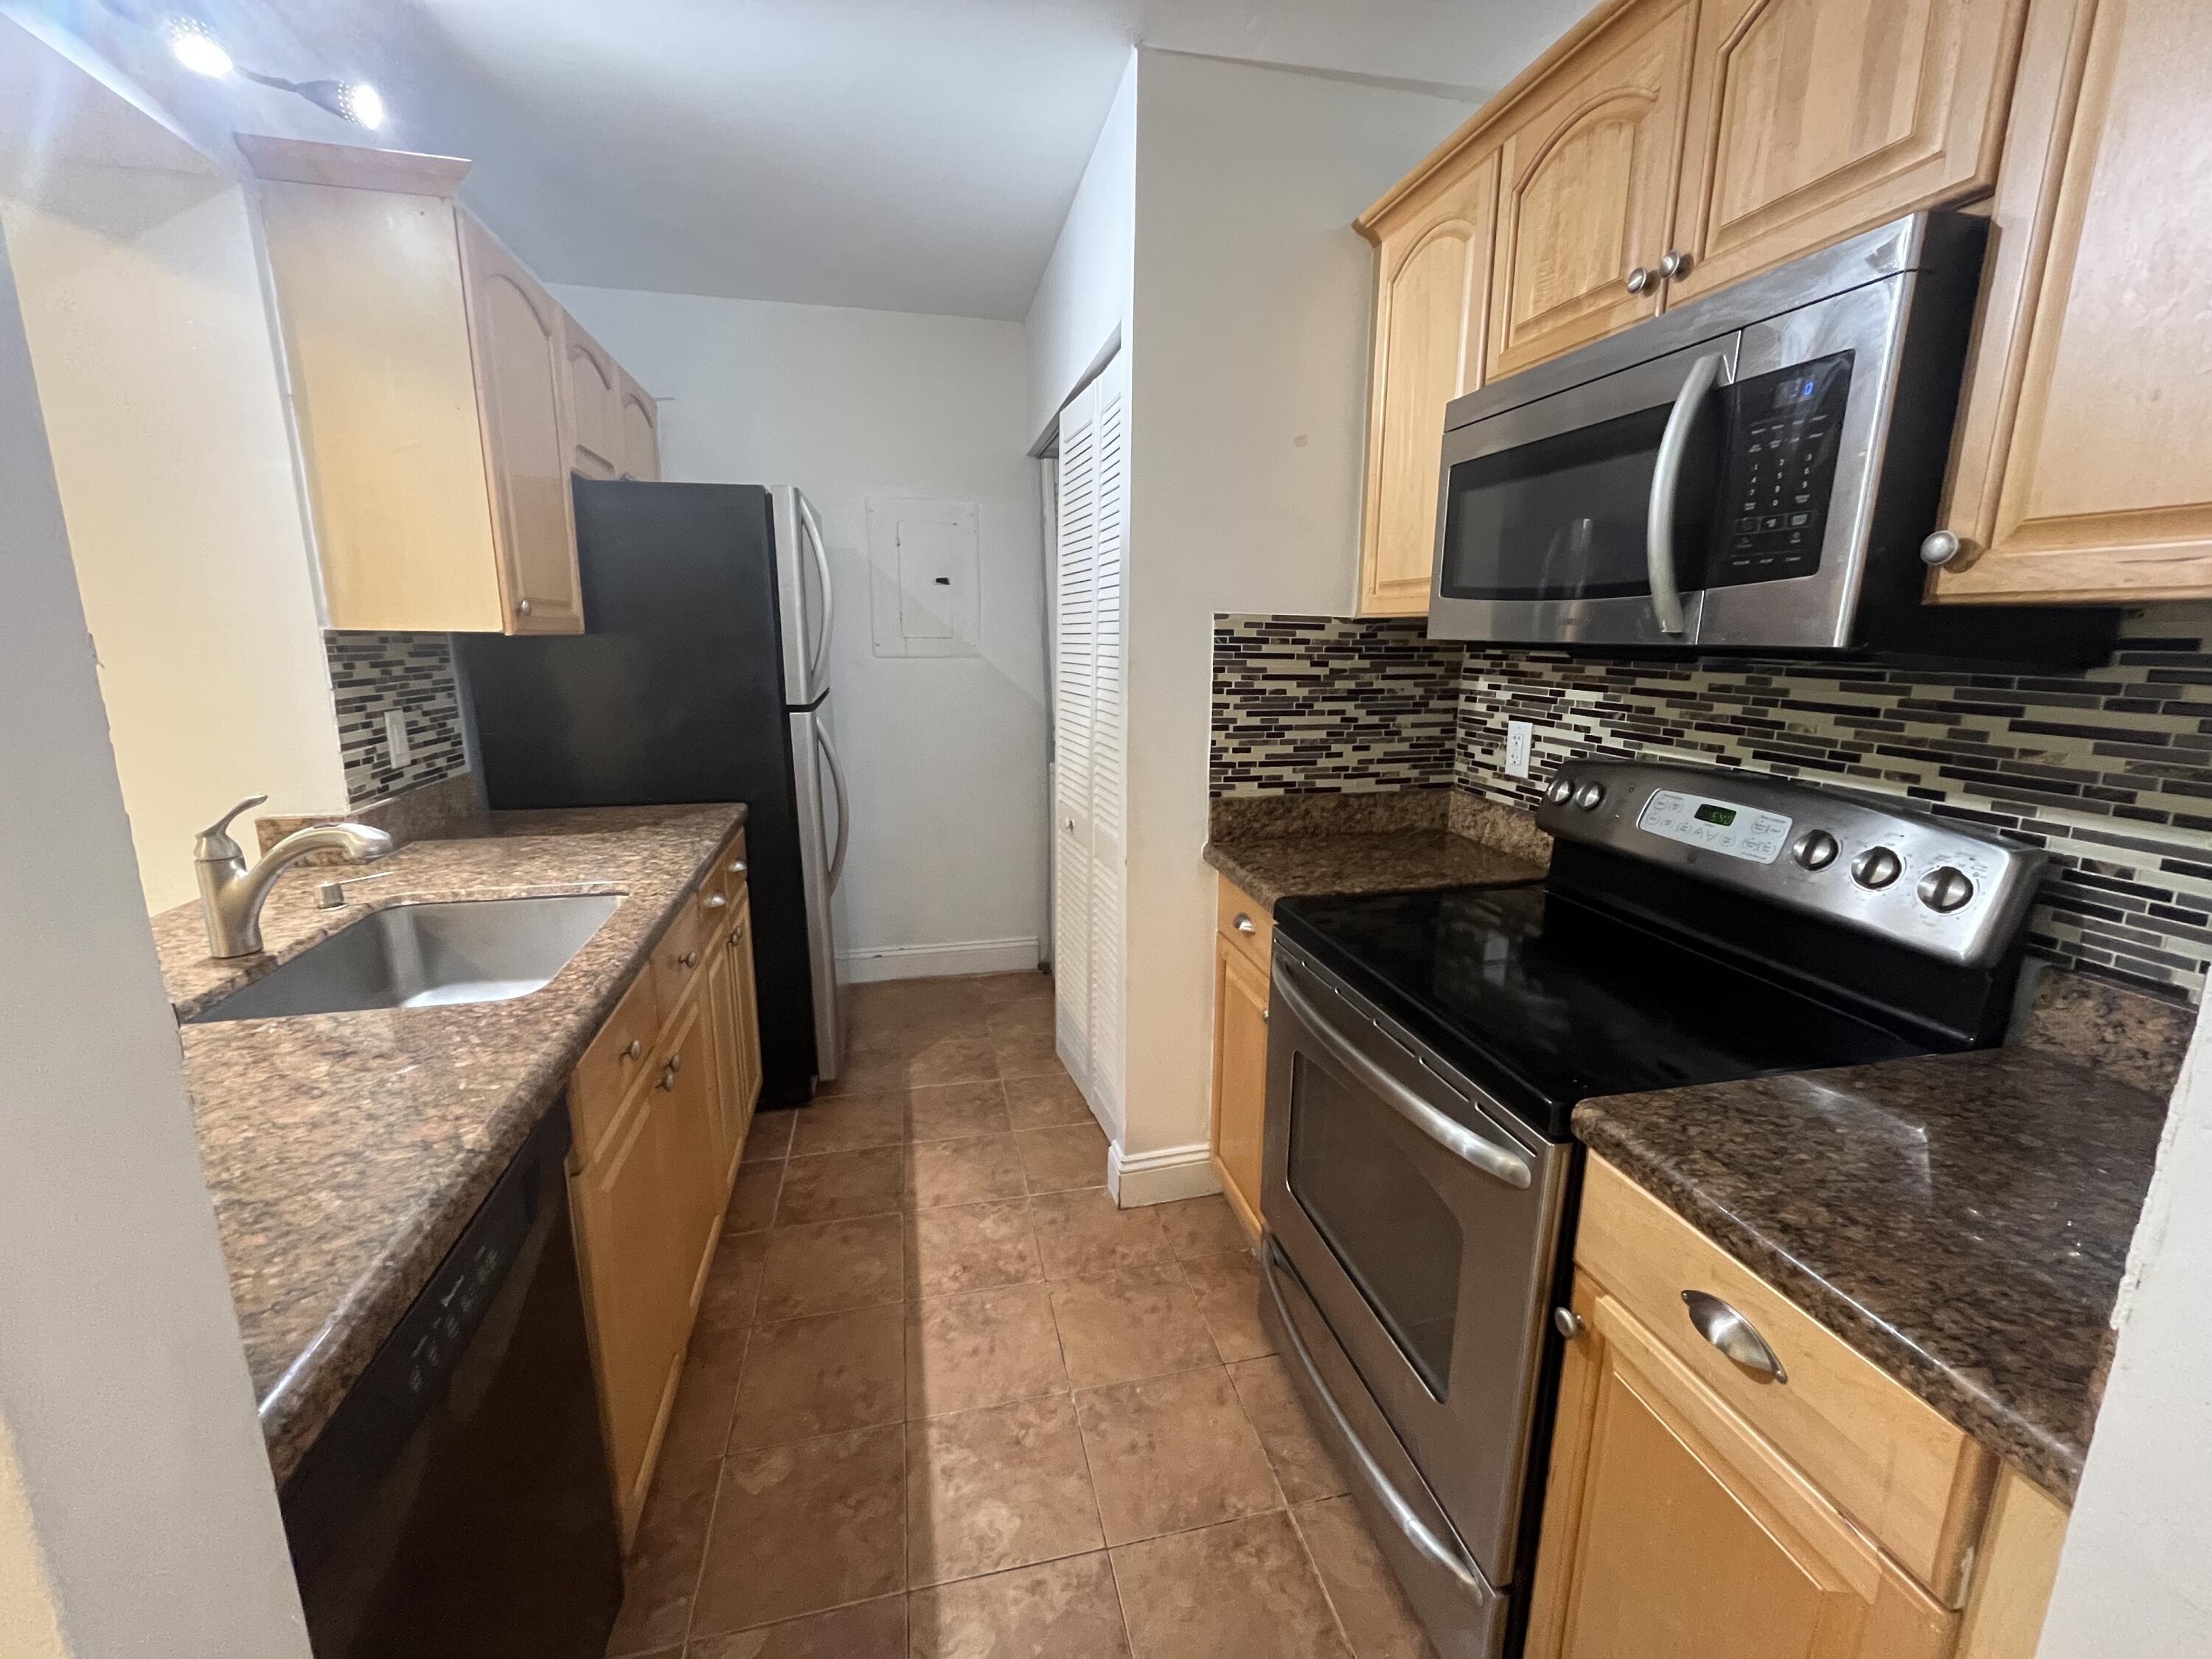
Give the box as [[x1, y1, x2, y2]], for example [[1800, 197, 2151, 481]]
[[168, 17, 234, 78]]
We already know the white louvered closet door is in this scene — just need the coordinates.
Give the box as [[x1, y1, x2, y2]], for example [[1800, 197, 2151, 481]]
[[1051, 352, 1128, 1122]]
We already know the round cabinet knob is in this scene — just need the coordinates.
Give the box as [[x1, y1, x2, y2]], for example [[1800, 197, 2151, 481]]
[[681, 949, 700, 968], [1791, 830, 1839, 871], [1917, 866, 1976, 913], [1658, 248, 1694, 280], [1624, 265, 1653, 295], [706, 892, 728, 910], [624, 1038, 644, 1061], [1573, 780, 1607, 811], [515, 598, 532, 617], [1920, 530, 1965, 568], [729, 859, 748, 876], [1851, 846, 1903, 889], [1234, 914, 1256, 935], [1545, 776, 1576, 805], [1552, 1307, 1587, 1340]]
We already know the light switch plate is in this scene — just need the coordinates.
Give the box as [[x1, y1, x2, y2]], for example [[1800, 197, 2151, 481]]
[[384, 709, 411, 769], [1504, 720, 1533, 779]]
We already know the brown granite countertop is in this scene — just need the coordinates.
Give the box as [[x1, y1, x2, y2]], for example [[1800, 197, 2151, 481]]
[[1575, 1046, 2170, 1502], [1205, 830, 1545, 911], [154, 804, 745, 1483]]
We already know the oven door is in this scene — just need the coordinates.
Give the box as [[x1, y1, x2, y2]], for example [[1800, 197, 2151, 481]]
[[1428, 336, 1737, 647], [1261, 945, 1569, 1589]]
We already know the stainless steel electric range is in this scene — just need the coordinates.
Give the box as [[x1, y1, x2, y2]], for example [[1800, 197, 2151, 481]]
[[1257, 761, 2046, 1658]]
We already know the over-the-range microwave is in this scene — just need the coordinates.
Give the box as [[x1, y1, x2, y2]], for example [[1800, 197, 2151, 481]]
[[1426, 212, 2112, 666]]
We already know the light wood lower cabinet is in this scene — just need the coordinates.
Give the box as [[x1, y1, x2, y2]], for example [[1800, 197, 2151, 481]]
[[1208, 877, 1272, 1244], [567, 833, 763, 1543], [1530, 1156, 2070, 1659], [1932, 0, 2212, 602]]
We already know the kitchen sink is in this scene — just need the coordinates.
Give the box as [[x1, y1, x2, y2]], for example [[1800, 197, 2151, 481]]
[[184, 894, 622, 1024]]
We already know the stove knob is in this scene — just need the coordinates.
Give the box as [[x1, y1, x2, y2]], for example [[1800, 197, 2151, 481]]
[[1791, 830, 1839, 871], [1545, 776, 1576, 806], [1917, 866, 1975, 913], [1573, 780, 1607, 811], [1851, 846, 1902, 890]]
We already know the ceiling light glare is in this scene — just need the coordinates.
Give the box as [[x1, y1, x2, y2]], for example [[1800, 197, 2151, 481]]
[[168, 17, 234, 77], [340, 81, 386, 131]]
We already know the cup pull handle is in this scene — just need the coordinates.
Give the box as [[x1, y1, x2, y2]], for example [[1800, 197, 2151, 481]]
[[1682, 1291, 1787, 1382]]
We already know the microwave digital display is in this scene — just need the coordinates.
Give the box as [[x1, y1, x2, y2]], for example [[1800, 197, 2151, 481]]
[[1711, 352, 1854, 590]]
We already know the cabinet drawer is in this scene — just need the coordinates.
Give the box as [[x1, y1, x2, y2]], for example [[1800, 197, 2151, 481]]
[[1216, 877, 1273, 968], [1577, 1157, 1992, 1603], [571, 967, 661, 1166], [651, 889, 709, 1009]]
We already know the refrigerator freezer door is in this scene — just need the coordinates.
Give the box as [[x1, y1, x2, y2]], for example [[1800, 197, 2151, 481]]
[[789, 702, 847, 1080], [771, 484, 833, 708]]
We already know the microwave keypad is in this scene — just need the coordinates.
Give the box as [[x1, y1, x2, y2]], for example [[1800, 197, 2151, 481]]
[[1713, 352, 1852, 588]]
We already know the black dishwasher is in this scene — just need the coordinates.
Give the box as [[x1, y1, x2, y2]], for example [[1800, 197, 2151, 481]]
[[279, 1103, 622, 1658]]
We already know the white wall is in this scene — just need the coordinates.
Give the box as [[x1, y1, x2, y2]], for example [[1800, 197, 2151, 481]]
[[1023, 52, 1137, 448], [0, 30, 347, 914], [0, 202, 310, 1659], [554, 285, 1048, 978], [2037, 993, 2212, 1652], [1113, 51, 1475, 1180]]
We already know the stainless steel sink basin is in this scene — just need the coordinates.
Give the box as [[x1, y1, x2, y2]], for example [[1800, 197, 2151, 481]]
[[185, 894, 622, 1024]]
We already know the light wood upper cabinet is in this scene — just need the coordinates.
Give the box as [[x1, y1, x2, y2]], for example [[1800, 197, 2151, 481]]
[[457, 214, 585, 634], [562, 313, 623, 482], [1933, 0, 2212, 602], [1487, 0, 1697, 380], [619, 369, 662, 481], [1666, 0, 2027, 303], [1355, 153, 1498, 616]]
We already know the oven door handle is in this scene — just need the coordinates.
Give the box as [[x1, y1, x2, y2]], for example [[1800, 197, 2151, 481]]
[[1646, 351, 1727, 637], [1264, 1245, 1495, 1602], [1274, 973, 1532, 1190]]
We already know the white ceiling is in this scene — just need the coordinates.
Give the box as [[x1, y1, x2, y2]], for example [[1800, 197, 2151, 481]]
[[29, 0, 1589, 320]]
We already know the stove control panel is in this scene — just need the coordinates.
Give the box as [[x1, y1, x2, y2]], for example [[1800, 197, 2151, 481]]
[[1535, 761, 2045, 967]]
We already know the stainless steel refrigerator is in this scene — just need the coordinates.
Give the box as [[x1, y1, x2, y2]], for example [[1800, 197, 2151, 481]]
[[457, 481, 847, 1106]]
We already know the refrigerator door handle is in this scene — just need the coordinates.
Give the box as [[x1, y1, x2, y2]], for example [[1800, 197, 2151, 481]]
[[797, 492, 835, 695], [816, 722, 850, 894]]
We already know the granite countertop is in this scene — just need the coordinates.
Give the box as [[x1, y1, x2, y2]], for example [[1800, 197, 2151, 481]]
[[1575, 1045, 2170, 1502], [1204, 830, 1546, 911], [154, 804, 745, 1483]]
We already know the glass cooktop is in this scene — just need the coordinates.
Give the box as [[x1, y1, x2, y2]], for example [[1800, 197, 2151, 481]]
[[1273, 882, 1941, 1142]]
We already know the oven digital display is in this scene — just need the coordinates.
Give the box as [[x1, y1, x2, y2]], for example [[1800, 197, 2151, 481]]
[[1638, 790, 1792, 863]]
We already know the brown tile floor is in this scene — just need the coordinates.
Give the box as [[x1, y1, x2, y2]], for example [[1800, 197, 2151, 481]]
[[605, 971, 1438, 1659]]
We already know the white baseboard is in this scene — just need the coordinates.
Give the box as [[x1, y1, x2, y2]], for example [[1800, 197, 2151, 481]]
[[838, 936, 1040, 984], [1107, 1140, 1220, 1207]]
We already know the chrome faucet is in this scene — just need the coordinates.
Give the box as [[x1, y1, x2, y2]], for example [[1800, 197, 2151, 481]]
[[195, 795, 395, 959]]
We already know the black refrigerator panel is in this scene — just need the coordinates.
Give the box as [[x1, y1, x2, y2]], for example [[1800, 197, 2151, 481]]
[[458, 481, 820, 1104]]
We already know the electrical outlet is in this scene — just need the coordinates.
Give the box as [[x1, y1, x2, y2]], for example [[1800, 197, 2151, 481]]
[[384, 709, 411, 769], [1504, 720, 1534, 779]]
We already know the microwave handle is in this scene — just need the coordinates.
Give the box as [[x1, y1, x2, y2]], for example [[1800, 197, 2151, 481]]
[[1646, 352, 1728, 636]]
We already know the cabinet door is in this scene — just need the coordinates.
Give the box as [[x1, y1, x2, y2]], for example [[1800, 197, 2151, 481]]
[[728, 890, 762, 1144], [619, 370, 661, 481], [703, 930, 745, 1193], [562, 314, 622, 481], [1933, 0, 2212, 602], [1357, 152, 1499, 616], [571, 1085, 684, 1539], [1488, 0, 1697, 380], [1527, 1281, 1956, 1659], [655, 990, 727, 1317], [1666, 0, 2025, 304], [458, 213, 585, 634], [1209, 936, 1270, 1243]]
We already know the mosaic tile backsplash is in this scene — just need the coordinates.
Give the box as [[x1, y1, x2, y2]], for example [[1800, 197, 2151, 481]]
[[1211, 616, 1463, 795], [324, 632, 470, 806], [1211, 610, 2212, 1003]]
